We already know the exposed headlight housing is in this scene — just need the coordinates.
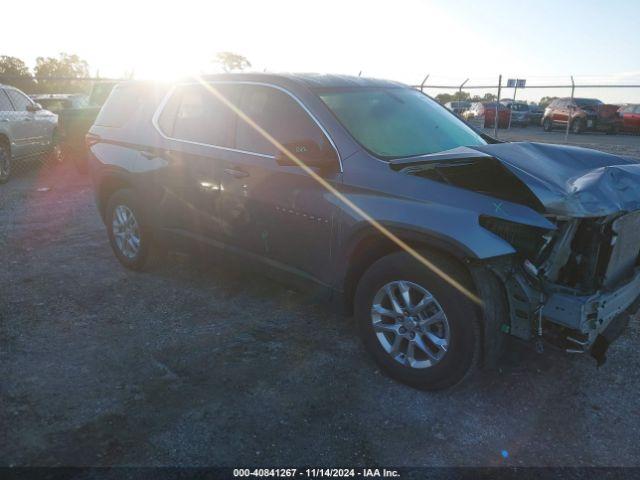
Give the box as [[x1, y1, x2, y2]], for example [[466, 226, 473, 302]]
[[480, 215, 552, 260]]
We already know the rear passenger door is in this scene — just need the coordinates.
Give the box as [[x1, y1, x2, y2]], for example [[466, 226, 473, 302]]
[[219, 84, 340, 287], [154, 83, 240, 243]]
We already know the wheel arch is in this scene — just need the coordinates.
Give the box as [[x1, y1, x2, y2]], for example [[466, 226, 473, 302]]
[[96, 173, 133, 222], [340, 226, 477, 317]]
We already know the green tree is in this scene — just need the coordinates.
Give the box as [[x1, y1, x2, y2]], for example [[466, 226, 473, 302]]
[[0, 56, 35, 93], [34, 53, 90, 93], [214, 52, 251, 73], [434, 91, 470, 105], [539, 96, 558, 108], [483, 93, 497, 102]]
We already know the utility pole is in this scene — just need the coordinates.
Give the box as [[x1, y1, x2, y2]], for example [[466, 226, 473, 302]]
[[495, 74, 502, 138], [564, 75, 575, 141]]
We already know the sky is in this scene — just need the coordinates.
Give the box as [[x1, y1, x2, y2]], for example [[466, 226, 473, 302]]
[[2, 0, 639, 103]]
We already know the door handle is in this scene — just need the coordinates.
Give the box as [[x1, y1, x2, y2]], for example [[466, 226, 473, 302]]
[[224, 168, 249, 179]]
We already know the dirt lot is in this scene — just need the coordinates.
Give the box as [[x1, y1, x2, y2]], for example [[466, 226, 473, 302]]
[[2, 131, 640, 468]]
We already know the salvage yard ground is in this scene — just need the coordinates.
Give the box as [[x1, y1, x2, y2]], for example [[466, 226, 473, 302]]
[[2, 128, 640, 467]]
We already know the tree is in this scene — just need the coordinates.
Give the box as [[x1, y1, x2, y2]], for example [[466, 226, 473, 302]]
[[483, 93, 497, 102], [0, 56, 35, 93], [434, 91, 470, 105], [214, 52, 251, 72], [539, 96, 558, 108], [34, 53, 90, 93]]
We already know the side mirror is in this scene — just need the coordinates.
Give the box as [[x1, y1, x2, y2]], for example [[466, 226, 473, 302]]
[[26, 103, 41, 112], [275, 140, 338, 170]]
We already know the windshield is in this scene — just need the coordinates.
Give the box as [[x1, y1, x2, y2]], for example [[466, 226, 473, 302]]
[[318, 87, 486, 159]]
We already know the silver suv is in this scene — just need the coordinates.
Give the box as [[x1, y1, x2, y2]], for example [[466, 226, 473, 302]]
[[0, 85, 59, 183]]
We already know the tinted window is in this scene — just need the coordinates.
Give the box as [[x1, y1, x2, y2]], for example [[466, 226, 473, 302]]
[[95, 84, 145, 128], [320, 88, 485, 158], [170, 84, 237, 147], [0, 90, 13, 111], [236, 85, 327, 156], [635, 106, 640, 114], [6, 89, 32, 111]]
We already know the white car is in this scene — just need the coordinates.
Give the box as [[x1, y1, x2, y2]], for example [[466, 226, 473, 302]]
[[0, 84, 59, 183]]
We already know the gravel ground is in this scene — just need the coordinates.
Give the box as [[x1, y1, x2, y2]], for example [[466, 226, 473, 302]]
[[2, 133, 640, 468]]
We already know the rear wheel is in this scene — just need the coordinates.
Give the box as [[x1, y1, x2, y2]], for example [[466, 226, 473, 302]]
[[46, 130, 63, 165], [542, 117, 553, 131], [106, 188, 161, 271], [0, 140, 11, 184], [354, 250, 481, 390]]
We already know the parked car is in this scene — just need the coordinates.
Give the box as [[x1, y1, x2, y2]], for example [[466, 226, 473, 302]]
[[57, 81, 117, 172], [88, 74, 640, 390], [444, 101, 471, 114], [542, 97, 622, 134], [30, 93, 89, 113], [0, 84, 60, 183], [463, 102, 510, 128], [618, 104, 640, 134], [527, 103, 544, 126], [500, 100, 530, 126]]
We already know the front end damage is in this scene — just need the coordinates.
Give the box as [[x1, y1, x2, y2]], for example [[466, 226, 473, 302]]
[[394, 142, 640, 364], [481, 212, 640, 364]]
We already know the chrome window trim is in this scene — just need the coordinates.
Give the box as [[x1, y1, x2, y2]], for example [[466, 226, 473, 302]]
[[151, 81, 343, 171]]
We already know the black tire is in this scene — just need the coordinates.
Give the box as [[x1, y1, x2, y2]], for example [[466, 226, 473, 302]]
[[571, 118, 584, 134], [542, 117, 553, 132], [354, 250, 481, 391], [106, 188, 160, 271], [46, 130, 63, 165], [0, 140, 11, 184]]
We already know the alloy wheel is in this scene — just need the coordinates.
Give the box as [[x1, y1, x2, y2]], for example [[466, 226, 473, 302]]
[[371, 280, 450, 369], [112, 205, 141, 259]]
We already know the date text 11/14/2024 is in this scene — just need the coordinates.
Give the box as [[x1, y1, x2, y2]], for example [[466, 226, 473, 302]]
[[233, 468, 401, 478]]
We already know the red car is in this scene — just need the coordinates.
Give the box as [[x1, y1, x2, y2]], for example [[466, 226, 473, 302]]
[[463, 102, 510, 128], [542, 97, 622, 134], [618, 104, 640, 134]]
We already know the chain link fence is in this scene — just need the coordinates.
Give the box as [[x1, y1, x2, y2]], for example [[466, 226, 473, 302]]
[[411, 74, 640, 139]]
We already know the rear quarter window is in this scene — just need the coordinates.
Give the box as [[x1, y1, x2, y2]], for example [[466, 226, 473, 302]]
[[94, 84, 145, 128]]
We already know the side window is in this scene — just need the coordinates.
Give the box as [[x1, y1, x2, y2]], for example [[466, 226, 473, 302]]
[[634, 106, 640, 114], [6, 89, 32, 111], [94, 84, 145, 128], [236, 85, 328, 157], [0, 90, 14, 112], [170, 84, 238, 147]]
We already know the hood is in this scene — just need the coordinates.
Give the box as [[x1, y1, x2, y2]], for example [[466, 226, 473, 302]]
[[471, 142, 640, 217], [391, 142, 640, 217]]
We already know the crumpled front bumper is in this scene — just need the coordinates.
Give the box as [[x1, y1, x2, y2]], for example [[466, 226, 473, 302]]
[[543, 267, 640, 335]]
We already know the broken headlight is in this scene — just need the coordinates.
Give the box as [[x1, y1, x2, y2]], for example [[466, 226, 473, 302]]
[[480, 215, 552, 260]]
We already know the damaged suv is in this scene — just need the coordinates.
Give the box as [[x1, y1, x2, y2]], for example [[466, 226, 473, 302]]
[[88, 74, 640, 390]]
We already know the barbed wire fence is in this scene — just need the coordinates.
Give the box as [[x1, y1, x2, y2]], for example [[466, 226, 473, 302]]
[[411, 74, 640, 140]]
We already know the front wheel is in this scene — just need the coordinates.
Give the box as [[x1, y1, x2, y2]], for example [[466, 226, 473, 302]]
[[354, 251, 481, 390], [542, 117, 553, 132]]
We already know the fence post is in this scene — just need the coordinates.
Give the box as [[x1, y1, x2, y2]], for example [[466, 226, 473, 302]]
[[420, 74, 430, 92], [495, 74, 502, 138], [458, 78, 469, 99], [564, 75, 575, 141]]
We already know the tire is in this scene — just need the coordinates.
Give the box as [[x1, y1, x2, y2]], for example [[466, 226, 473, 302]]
[[0, 140, 11, 184], [106, 188, 161, 271], [354, 250, 481, 391], [571, 118, 584, 134], [542, 117, 553, 132], [46, 130, 63, 165]]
